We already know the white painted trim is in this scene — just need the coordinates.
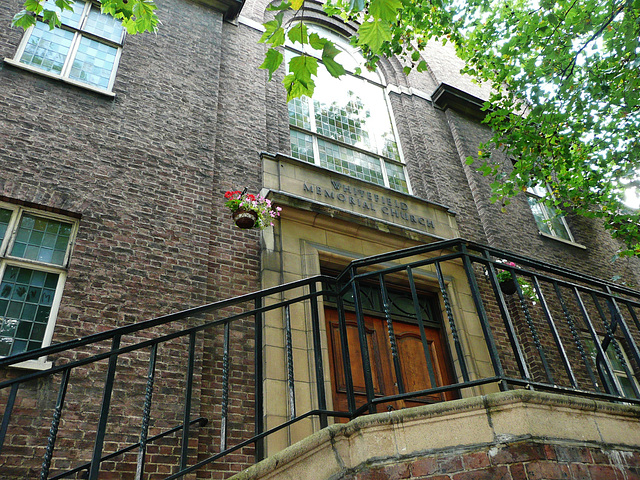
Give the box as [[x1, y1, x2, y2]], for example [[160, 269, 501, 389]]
[[238, 15, 265, 32]]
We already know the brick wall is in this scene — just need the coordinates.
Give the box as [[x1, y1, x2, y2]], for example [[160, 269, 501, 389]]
[[341, 441, 640, 480]]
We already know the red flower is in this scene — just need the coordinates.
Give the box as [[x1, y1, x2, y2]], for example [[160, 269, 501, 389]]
[[246, 194, 256, 201]]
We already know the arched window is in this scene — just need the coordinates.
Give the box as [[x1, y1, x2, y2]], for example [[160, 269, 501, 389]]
[[286, 25, 410, 193]]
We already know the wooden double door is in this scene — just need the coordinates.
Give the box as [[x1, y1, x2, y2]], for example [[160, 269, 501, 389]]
[[325, 309, 455, 417]]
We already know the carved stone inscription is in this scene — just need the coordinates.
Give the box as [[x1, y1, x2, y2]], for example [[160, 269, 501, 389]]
[[303, 179, 435, 229]]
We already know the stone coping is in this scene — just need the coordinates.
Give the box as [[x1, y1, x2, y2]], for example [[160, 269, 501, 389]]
[[231, 390, 640, 480]]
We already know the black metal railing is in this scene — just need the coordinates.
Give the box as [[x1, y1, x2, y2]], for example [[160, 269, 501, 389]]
[[1, 238, 639, 479]]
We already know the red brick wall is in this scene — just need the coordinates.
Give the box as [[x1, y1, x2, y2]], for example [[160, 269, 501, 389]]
[[341, 441, 640, 480]]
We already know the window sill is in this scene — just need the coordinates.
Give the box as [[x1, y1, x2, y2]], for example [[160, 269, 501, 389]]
[[6, 358, 53, 371], [538, 231, 587, 250], [3, 58, 116, 97]]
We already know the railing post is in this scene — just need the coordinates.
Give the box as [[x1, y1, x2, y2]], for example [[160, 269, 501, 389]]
[[135, 344, 158, 480], [350, 270, 377, 414], [484, 258, 531, 383], [574, 288, 619, 396], [379, 273, 406, 396], [461, 245, 507, 390], [284, 305, 297, 420], [405, 267, 439, 390], [220, 322, 230, 452], [433, 262, 469, 382], [254, 296, 265, 461], [180, 331, 197, 472], [513, 271, 554, 384], [533, 276, 578, 388], [0, 383, 19, 456], [336, 281, 356, 417], [41, 368, 71, 480], [309, 281, 328, 429], [553, 282, 600, 392], [88, 334, 122, 480]]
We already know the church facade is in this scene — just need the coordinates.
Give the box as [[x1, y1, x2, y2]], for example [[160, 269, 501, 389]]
[[1, 0, 640, 478]]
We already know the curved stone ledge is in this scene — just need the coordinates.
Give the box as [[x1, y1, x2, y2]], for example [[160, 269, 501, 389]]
[[231, 390, 640, 480]]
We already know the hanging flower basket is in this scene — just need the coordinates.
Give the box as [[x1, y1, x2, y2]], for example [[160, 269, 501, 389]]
[[232, 208, 259, 229], [499, 278, 518, 295], [224, 190, 281, 230]]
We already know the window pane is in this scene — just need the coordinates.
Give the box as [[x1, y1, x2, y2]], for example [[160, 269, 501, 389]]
[[318, 139, 384, 186], [526, 197, 552, 235], [313, 86, 372, 151], [69, 37, 118, 89], [286, 27, 406, 191], [288, 97, 311, 130], [0, 266, 58, 356], [10, 214, 72, 265], [385, 162, 409, 193], [547, 214, 572, 241], [290, 130, 315, 164], [84, 6, 124, 43], [20, 22, 74, 75], [0, 208, 12, 243], [42, 0, 85, 28], [617, 375, 638, 399]]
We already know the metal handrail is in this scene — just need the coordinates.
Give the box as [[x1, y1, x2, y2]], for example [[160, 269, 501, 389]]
[[1, 238, 639, 480]]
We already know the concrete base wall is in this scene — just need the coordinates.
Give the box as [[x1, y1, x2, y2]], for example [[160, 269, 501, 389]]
[[231, 389, 640, 480]]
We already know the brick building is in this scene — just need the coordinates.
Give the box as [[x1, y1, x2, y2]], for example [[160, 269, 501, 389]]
[[1, 0, 640, 478]]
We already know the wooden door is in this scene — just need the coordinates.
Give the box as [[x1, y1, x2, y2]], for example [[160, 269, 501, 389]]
[[325, 309, 455, 418]]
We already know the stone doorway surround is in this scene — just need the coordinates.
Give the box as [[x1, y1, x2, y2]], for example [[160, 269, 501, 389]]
[[258, 153, 500, 456]]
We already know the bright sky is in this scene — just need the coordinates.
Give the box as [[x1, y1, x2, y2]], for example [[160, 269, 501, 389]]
[[625, 188, 640, 210]]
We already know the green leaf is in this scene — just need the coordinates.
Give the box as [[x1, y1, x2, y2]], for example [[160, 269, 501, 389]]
[[24, 0, 42, 15], [266, 0, 292, 10], [42, 9, 61, 29], [309, 32, 326, 50], [11, 10, 36, 29], [291, 0, 304, 9], [260, 12, 286, 47], [131, 0, 158, 33], [284, 73, 315, 101], [321, 41, 346, 77], [369, 0, 402, 22], [288, 54, 318, 82], [54, 0, 74, 12], [416, 60, 428, 72], [259, 48, 284, 81], [357, 19, 391, 54], [287, 22, 308, 45]]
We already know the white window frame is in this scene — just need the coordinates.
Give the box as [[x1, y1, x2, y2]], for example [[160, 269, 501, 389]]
[[4, 0, 124, 95], [0, 203, 78, 369], [285, 25, 412, 195], [526, 185, 575, 242]]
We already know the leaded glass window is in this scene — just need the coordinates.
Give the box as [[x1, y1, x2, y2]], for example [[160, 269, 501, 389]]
[[10, 0, 124, 93], [286, 25, 409, 193], [526, 185, 574, 241], [0, 204, 76, 358]]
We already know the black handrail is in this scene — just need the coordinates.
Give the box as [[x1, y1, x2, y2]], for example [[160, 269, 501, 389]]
[[0, 238, 639, 480]]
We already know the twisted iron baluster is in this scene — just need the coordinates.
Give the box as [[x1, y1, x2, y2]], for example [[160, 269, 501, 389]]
[[379, 274, 404, 394], [434, 262, 469, 381], [41, 369, 71, 480], [554, 282, 599, 391], [135, 344, 158, 480], [221, 322, 230, 452], [515, 273, 553, 384], [284, 305, 296, 420]]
